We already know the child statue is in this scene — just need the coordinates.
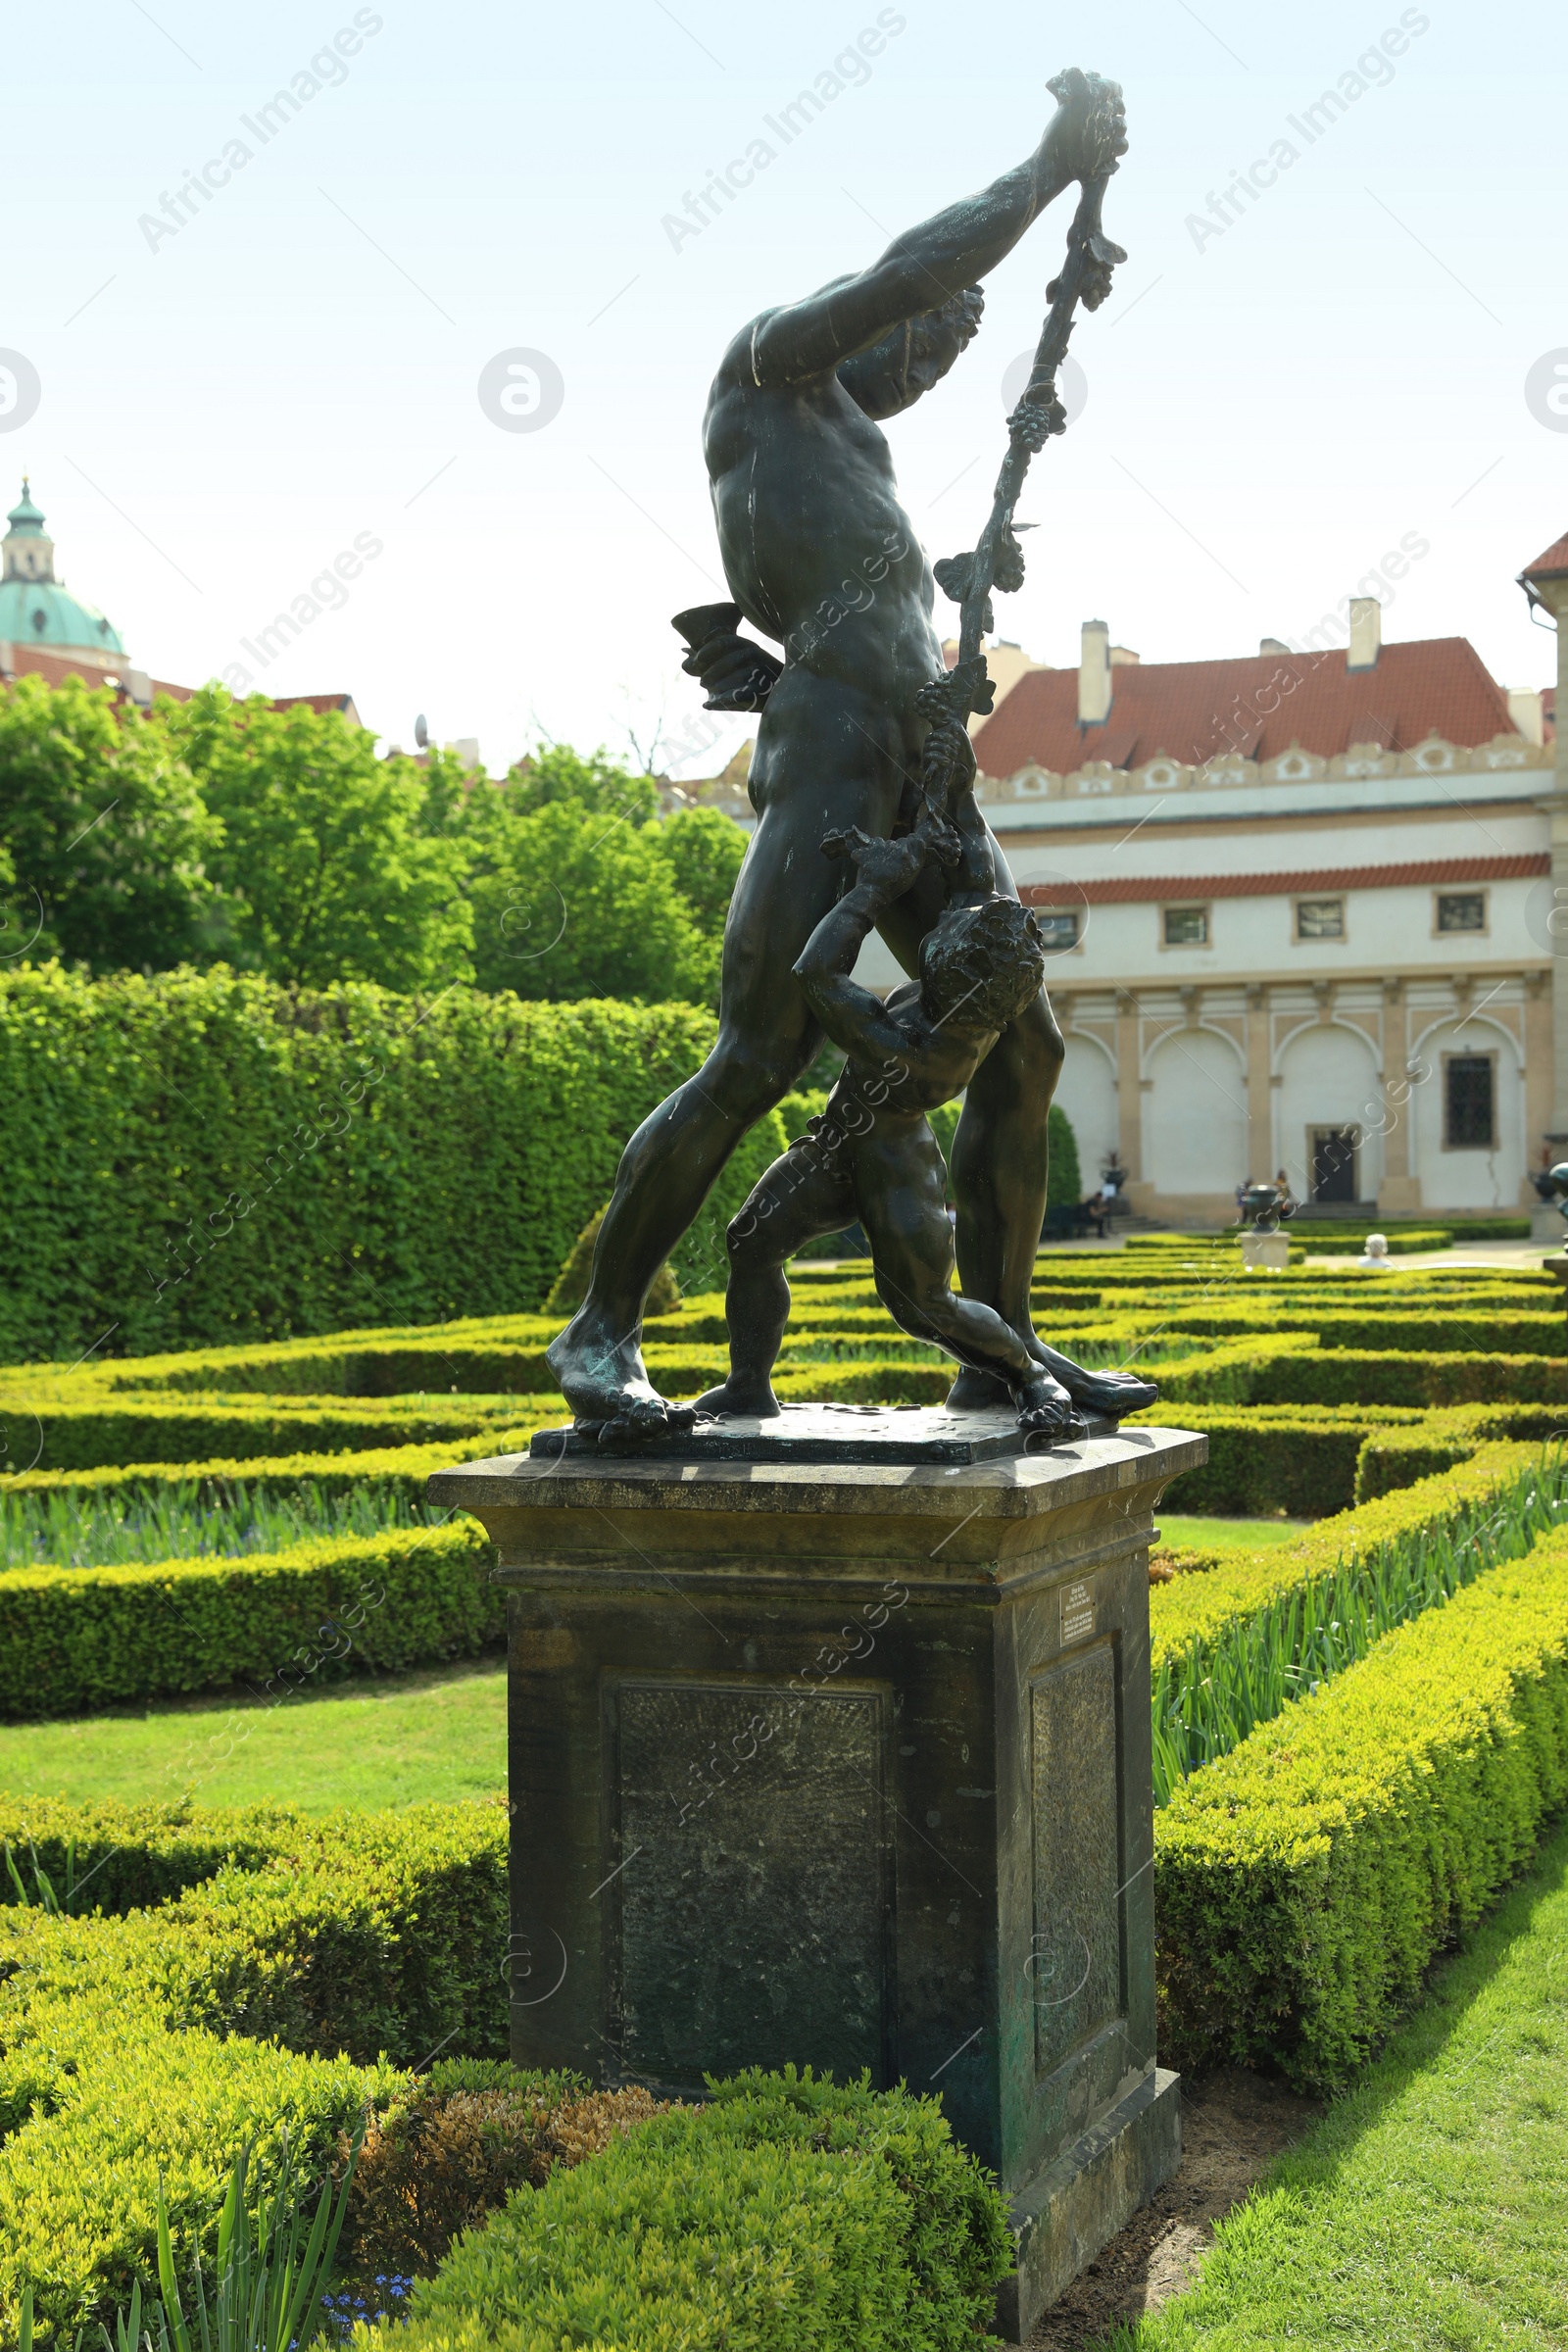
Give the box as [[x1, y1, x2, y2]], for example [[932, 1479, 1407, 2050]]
[[696, 793, 1157, 1439]]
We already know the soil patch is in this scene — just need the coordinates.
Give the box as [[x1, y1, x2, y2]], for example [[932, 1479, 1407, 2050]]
[[1022, 2067, 1321, 2349]]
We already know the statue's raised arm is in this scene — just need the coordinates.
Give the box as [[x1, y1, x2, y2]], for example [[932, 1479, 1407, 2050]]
[[747, 73, 1127, 395]]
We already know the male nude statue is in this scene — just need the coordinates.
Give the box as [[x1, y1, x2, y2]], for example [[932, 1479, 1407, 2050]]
[[550, 74, 1155, 1438]]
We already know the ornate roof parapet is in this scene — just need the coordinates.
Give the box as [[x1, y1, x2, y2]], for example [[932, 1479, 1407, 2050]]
[[976, 726, 1553, 807]]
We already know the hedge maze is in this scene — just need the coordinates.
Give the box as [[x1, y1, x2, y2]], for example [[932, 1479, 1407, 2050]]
[[1, 1244, 1565, 2340]]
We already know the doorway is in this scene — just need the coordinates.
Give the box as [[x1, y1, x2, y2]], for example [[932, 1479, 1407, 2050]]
[[1310, 1127, 1358, 1203]]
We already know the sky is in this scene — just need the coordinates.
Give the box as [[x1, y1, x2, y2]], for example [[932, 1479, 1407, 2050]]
[[3, 0, 1564, 780]]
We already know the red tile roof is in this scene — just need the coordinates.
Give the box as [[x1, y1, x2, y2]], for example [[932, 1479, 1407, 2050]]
[[0, 643, 192, 700], [1522, 531, 1568, 579], [1021, 854, 1547, 906], [270, 691, 362, 721], [972, 636, 1517, 779], [0, 654, 363, 724]]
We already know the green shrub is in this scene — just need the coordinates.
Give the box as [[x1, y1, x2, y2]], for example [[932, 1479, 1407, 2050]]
[[0, 1440, 477, 1512], [1286, 1226, 1453, 1254], [1143, 1335, 1563, 1409], [369, 2068, 1012, 2352], [1153, 1528, 1568, 2087], [1353, 1404, 1568, 1500], [1151, 1305, 1564, 1355], [1137, 1405, 1424, 1518]]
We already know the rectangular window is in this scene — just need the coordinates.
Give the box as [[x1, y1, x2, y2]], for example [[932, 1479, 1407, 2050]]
[[1445, 1054, 1495, 1149], [1436, 891, 1486, 934], [1034, 908, 1080, 952], [1162, 905, 1209, 947], [1295, 897, 1345, 940]]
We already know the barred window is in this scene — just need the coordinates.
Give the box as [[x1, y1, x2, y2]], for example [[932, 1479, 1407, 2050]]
[[1445, 1054, 1494, 1149], [1162, 905, 1209, 946]]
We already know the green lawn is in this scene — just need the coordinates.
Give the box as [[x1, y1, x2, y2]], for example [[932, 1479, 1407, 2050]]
[[0, 1657, 507, 1813], [1105, 1811, 1568, 2350], [1158, 1515, 1311, 1551]]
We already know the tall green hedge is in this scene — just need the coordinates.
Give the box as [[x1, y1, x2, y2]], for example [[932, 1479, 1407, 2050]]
[[0, 967, 784, 1363]]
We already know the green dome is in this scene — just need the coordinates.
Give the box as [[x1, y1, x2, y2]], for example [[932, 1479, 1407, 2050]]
[[0, 477, 125, 658], [0, 578, 124, 656]]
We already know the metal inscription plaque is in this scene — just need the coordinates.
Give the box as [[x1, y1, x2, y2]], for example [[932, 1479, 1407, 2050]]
[[1030, 1643, 1122, 2075], [612, 1681, 888, 2087]]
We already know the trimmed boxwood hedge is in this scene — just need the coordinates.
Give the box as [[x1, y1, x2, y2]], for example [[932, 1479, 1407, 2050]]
[[0, 1395, 517, 1475], [1153, 1527, 1568, 2087], [0, 1802, 1009, 2349], [1354, 1405, 1568, 1500], [0, 1799, 509, 2336], [1147, 1442, 1544, 1675], [1133, 1404, 1425, 1517], [0, 1518, 508, 1721]]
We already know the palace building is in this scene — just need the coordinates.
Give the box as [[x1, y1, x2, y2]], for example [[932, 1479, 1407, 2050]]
[[853, 534, 1566, 1223]]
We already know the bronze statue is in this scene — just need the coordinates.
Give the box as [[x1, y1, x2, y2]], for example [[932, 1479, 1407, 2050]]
[[549, 69, 1155, 1442]]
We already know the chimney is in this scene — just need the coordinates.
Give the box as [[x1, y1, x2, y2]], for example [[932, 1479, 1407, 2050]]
[[1079, 619, 1111, 725], [1347, 597, 1381, 671], [1260, 636, 1289, 656], [1505, 687, 1544, 746]]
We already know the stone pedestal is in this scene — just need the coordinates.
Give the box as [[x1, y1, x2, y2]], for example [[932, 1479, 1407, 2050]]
[[1241, 1230, 1292, 1269], [430, 1414, 1204, 2340]]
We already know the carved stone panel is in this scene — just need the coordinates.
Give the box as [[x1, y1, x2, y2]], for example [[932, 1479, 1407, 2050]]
[[612, 1681, 888, 2086], [1030, 1644, 1122, 2076]]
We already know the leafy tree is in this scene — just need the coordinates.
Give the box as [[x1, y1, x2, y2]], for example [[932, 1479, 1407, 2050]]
[[651, 805, 747, 922], [456, 747, 742, 1006], [171, 687, 472, 992], [466, 798, 714, 1003], [496, 743, 661, 826], [0, 674, 226, 973]]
